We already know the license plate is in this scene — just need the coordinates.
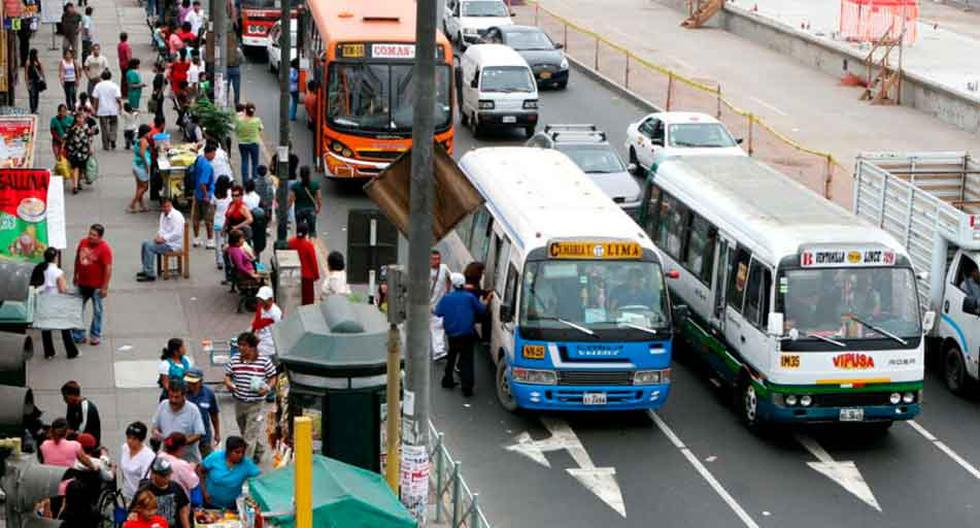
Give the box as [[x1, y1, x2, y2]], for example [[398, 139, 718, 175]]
[[502, 116, 517, 124], [839, 408, 864, 422], [583, 392, 607, 405], [539, 71, 552, 79]]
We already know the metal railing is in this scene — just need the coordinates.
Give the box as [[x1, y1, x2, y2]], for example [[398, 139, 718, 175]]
[[428, 421, 492, 528]]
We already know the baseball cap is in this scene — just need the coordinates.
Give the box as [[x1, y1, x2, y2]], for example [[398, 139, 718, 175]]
[[450, 272, 465, 289], [150, 457, 173, 475], [256, 286, 274, 301], [77, 433, 97, 451], [183, 367, 204, 383]]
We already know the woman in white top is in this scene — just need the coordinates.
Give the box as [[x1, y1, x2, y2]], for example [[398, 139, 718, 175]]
[[321, 250, 351, 298], [213, 175, 233, 269], [58, 49, 79, 110], [30, 248, 79, 359], [118, 421, 156, 504]]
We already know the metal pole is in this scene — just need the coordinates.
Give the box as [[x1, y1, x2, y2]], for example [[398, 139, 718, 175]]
[[276, 0, 291, 247], [217, 0, 227, 107], [403, 0, 437, 521], [385, 323, 402, 491], [206, 0, 216, 78], [294, 416, 313, 528]]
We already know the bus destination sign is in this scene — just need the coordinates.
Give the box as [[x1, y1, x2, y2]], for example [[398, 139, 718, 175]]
[[548, 241, 642, 260], [800, 248, 896, 268], [337, 42, 446, 60]]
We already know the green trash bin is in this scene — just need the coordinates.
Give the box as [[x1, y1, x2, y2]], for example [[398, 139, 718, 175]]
[[273, 295, 398, 473]]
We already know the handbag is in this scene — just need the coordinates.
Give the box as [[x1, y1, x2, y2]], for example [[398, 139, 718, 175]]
[[37, 79, 47, 92], [84, 156, 98, 184]]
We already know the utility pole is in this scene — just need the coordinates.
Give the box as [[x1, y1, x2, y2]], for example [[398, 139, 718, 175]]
[[216, 0, 227, 107], [275, 0, 291, 248], [206, 0, 216, 78], [401, 0, 437, 521]]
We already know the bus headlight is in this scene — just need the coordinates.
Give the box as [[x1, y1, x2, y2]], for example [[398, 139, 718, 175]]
[[633, 369, 670, 385], [800, 395, 812, 407], [512, 367, 556, 385], [478, 100, 495, 110], [902, 392, 915, 404], [523, 100, 538, 109], [785, 394, 798, 406], [889, 392, 901, 405], [330, 140, 353, 158]]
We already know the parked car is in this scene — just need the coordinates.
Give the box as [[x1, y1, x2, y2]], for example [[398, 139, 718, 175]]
[[444, 0, 514, 49], [527, 124, 642, 215], [624, 111, 745, 173], [481, 25, 568, 89], [266, 19, 297, 73]]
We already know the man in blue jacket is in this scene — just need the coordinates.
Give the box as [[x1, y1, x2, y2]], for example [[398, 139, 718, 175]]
[[435, 272, 487, 397]]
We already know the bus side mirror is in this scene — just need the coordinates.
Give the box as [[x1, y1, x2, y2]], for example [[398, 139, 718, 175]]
[[736, 137, 744, 145], [767, 312, 784, 336], [922, 310, 936, 332], [499, 303, 513, 323], [672, 304, 689, 324]]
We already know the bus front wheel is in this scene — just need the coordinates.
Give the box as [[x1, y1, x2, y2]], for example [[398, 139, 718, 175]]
[[737, 377, 763, 432], [944, 342, 969, 395], [496, 360, 519, 412]]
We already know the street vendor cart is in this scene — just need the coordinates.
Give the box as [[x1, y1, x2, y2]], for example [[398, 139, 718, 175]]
[[156, 137, 199, 209]]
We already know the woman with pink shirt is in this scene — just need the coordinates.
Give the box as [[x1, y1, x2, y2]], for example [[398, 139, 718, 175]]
[[158, 432, 201, 504], [40, 418, 92, 468]]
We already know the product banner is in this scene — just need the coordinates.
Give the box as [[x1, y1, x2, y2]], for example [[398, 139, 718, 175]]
[[0, 116, 37, 169], [0, 169, 55, 262]]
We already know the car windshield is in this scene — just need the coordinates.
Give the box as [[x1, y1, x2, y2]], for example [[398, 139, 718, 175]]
[[781, 267, 921, 344], [481, 66, 534, 92], [667, 123, 737, 148], [520, 260, 669, 334], [504, 30, 554, 50], [463, 0, 509, 16], [559, 144, 626, 173], [327, 62, 452, 133]]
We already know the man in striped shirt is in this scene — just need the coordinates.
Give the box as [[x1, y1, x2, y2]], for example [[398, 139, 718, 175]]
[[224, 332, 277, 462]]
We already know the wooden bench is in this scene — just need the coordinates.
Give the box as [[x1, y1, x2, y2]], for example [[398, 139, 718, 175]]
[[156, 223, 190, 279]]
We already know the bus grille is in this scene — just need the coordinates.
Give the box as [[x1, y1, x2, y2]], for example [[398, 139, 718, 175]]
[[357, 150, 403, 161], [811, 392, 895, 407], [557, 370, 633, 386]]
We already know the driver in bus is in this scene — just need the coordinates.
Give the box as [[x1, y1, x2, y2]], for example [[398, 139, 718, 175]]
[[608, 269, 657, 311]]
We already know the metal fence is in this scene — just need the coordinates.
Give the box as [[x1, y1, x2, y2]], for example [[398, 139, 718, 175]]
[[428, 421, 492, 528], [515, 1, 849, 201]]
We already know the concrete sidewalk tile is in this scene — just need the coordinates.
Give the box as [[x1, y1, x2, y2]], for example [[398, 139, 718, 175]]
[[114, 359, 162, 388]]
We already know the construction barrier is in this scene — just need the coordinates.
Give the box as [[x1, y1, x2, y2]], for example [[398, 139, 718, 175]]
[[518, 2, 849, 201]]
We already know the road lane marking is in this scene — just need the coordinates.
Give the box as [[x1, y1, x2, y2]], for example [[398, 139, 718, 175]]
[[795, 434, 881, 511], [750, 96, 789, 117], [908, 420, 980, 480], [506, 417, 627, 518], [648, 411, 760, 528]]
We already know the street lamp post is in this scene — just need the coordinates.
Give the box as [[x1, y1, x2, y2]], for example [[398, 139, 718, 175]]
[[276, 0, 291, 247]]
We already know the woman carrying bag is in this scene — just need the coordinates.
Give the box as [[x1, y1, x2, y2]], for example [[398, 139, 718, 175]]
[[30, 248, 80, 359], [64, 112, 92, 194], [25, 48, 46, 114]]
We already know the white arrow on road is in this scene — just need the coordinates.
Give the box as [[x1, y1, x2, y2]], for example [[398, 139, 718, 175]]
[[795, 434, 881, 511], [506, 417, 627, 518]]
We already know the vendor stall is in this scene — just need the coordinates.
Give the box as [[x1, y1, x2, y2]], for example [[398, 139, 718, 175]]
[[155, 137, 199, 208]]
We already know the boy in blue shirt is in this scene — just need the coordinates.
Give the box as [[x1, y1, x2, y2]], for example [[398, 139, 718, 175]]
[[434, 273, 487, 397]]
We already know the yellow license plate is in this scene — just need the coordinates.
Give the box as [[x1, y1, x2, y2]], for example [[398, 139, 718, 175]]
[[523, 344, 546, 359], [539, 71, 552, 79]]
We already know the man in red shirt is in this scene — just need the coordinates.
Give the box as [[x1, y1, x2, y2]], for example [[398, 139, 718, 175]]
[[117, 32, 132, 97], [286, 223, 320, 305], [72, 224, 113, 346]]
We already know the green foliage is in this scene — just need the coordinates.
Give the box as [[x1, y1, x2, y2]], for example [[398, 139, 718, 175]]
[[191, 99, 234, 142]]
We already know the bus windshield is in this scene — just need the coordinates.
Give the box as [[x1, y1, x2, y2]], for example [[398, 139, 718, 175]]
[[327, 62, 452, 134], [781, 267, 921, 345], [520, 259, 669, 339]]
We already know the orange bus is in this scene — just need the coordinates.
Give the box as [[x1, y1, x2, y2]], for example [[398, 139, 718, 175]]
[[302, 0, 454, 178]]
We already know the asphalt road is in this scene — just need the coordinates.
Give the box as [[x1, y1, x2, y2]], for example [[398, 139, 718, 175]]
[[242, 59, 980, 527]]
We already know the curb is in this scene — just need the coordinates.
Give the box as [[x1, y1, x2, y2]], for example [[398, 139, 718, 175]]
[[566, 56, 664, 113]]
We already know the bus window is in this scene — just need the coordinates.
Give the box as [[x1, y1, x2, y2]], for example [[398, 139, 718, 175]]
[[727, 247, 752, 313], [469, 208, 492, 263], [456, 212, 474, 248], [684, 214, 716, 284], [643, 184, 662, 236], [495, 238, 511, 295], [657, 193, 689, 260], [503, 264, 519, 310], [742, 260, 772, 328]]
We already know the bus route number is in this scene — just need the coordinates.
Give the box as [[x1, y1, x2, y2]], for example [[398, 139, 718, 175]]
[[339, 43, 366, 58], [523, 344, 546, 360], [780, 354, 800, 369]]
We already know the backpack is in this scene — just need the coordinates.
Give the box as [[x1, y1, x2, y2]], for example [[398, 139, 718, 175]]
[[184, 156, 202, 199]]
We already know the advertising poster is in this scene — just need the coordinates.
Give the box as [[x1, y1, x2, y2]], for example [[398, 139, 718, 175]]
[[0, 169, 52, 262], [0, 116, 37, 169]]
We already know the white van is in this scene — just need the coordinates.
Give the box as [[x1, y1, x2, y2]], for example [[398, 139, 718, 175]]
[[458, 44, 539, 138]]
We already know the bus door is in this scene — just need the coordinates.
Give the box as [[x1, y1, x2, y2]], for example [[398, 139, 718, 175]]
[[710, 233, 736, 332], [490, 237, 513, 362]]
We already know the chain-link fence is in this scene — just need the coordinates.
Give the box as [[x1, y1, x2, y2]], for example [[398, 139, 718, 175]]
[[429, 422, 491, 528], [515, 1, 848, 201]]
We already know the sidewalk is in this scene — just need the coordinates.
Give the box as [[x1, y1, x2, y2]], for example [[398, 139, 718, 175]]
[[527, 0, 980, 203]]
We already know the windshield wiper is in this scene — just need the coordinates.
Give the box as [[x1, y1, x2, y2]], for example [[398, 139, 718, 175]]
[[534, 316, 595, 337], [803, 331, 846, 347], [618, 322, 659, 336], [847, 315, 908, 346]]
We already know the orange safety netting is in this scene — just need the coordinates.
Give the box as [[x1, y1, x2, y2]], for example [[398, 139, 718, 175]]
[[839, 0, 919, 45]]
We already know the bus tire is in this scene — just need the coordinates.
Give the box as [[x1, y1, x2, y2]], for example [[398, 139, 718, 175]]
[[471, 112, 482, 137], [496, 359, 519, 413], [944, 342, 969, 395], [737, 375, 763, 432], [524, 125, 535, 138], [460, 110, 469, 126]]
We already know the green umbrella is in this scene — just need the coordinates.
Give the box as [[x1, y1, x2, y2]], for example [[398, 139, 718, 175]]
[[250, 455, 417, 528]]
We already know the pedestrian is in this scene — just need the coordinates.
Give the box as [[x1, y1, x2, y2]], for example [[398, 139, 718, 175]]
[[287, 223, 319, 305], [129, 124, 152, 213], [118, 32, 132, 95], [50, 104, 74, 159], [251, 287, 282, 358], [39, 418, 91, 468], [29, 248, 79, 360], [132, 457, 192, 528], [126, 58, 145, 110], [64, 112, 91, 194], [225, 31, 242, 106], [92, 69, 122, 150], [184, 368, 220, 458], [80, 7, 94, 63], [187, 54, 202, 88], [61, 3, 81, 56], [224, 185, 254, 239], [167, 23, 185, 57], [148, 115, 166, 200], [151, 383, 206, 464], [157, 433, 201, 497], [177, 0, 191, 24], [157, 337, 192, 398], [59, 433, 112, 527], [253, 165, 274, 217], [225, 228, 260, 282], [212, 175, 232, 270], [138, 198, 185, 282], [76, 91, 94, 115], [430, 249, 451, 361], [288, 58, 300, 121], [119, 422, 155, 504], [58, 49, 80, 109], [83, 42, 108, 95], [190, 144, 217, 249], [168, 48, 190, 94], [176, 21, 197, 47], [17, 20, 31, 68], [223, 332, 276, 462], [25, 48, 45, 114], [435, 273, 487, 397], [122, 102, 139, 149], [123, 489, 169, 528], [321, 250, 351, 298], [234, 103, 263, 183], [62, 380, 102, 444], [71, 223, 111, 345], [197, 436, 260, 511], [288, 166, 321, 236], [149, 62, 166, 122], [463, 261, 491, 339], [242, 179, 260, 211], [186, 1, 205, 36]]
